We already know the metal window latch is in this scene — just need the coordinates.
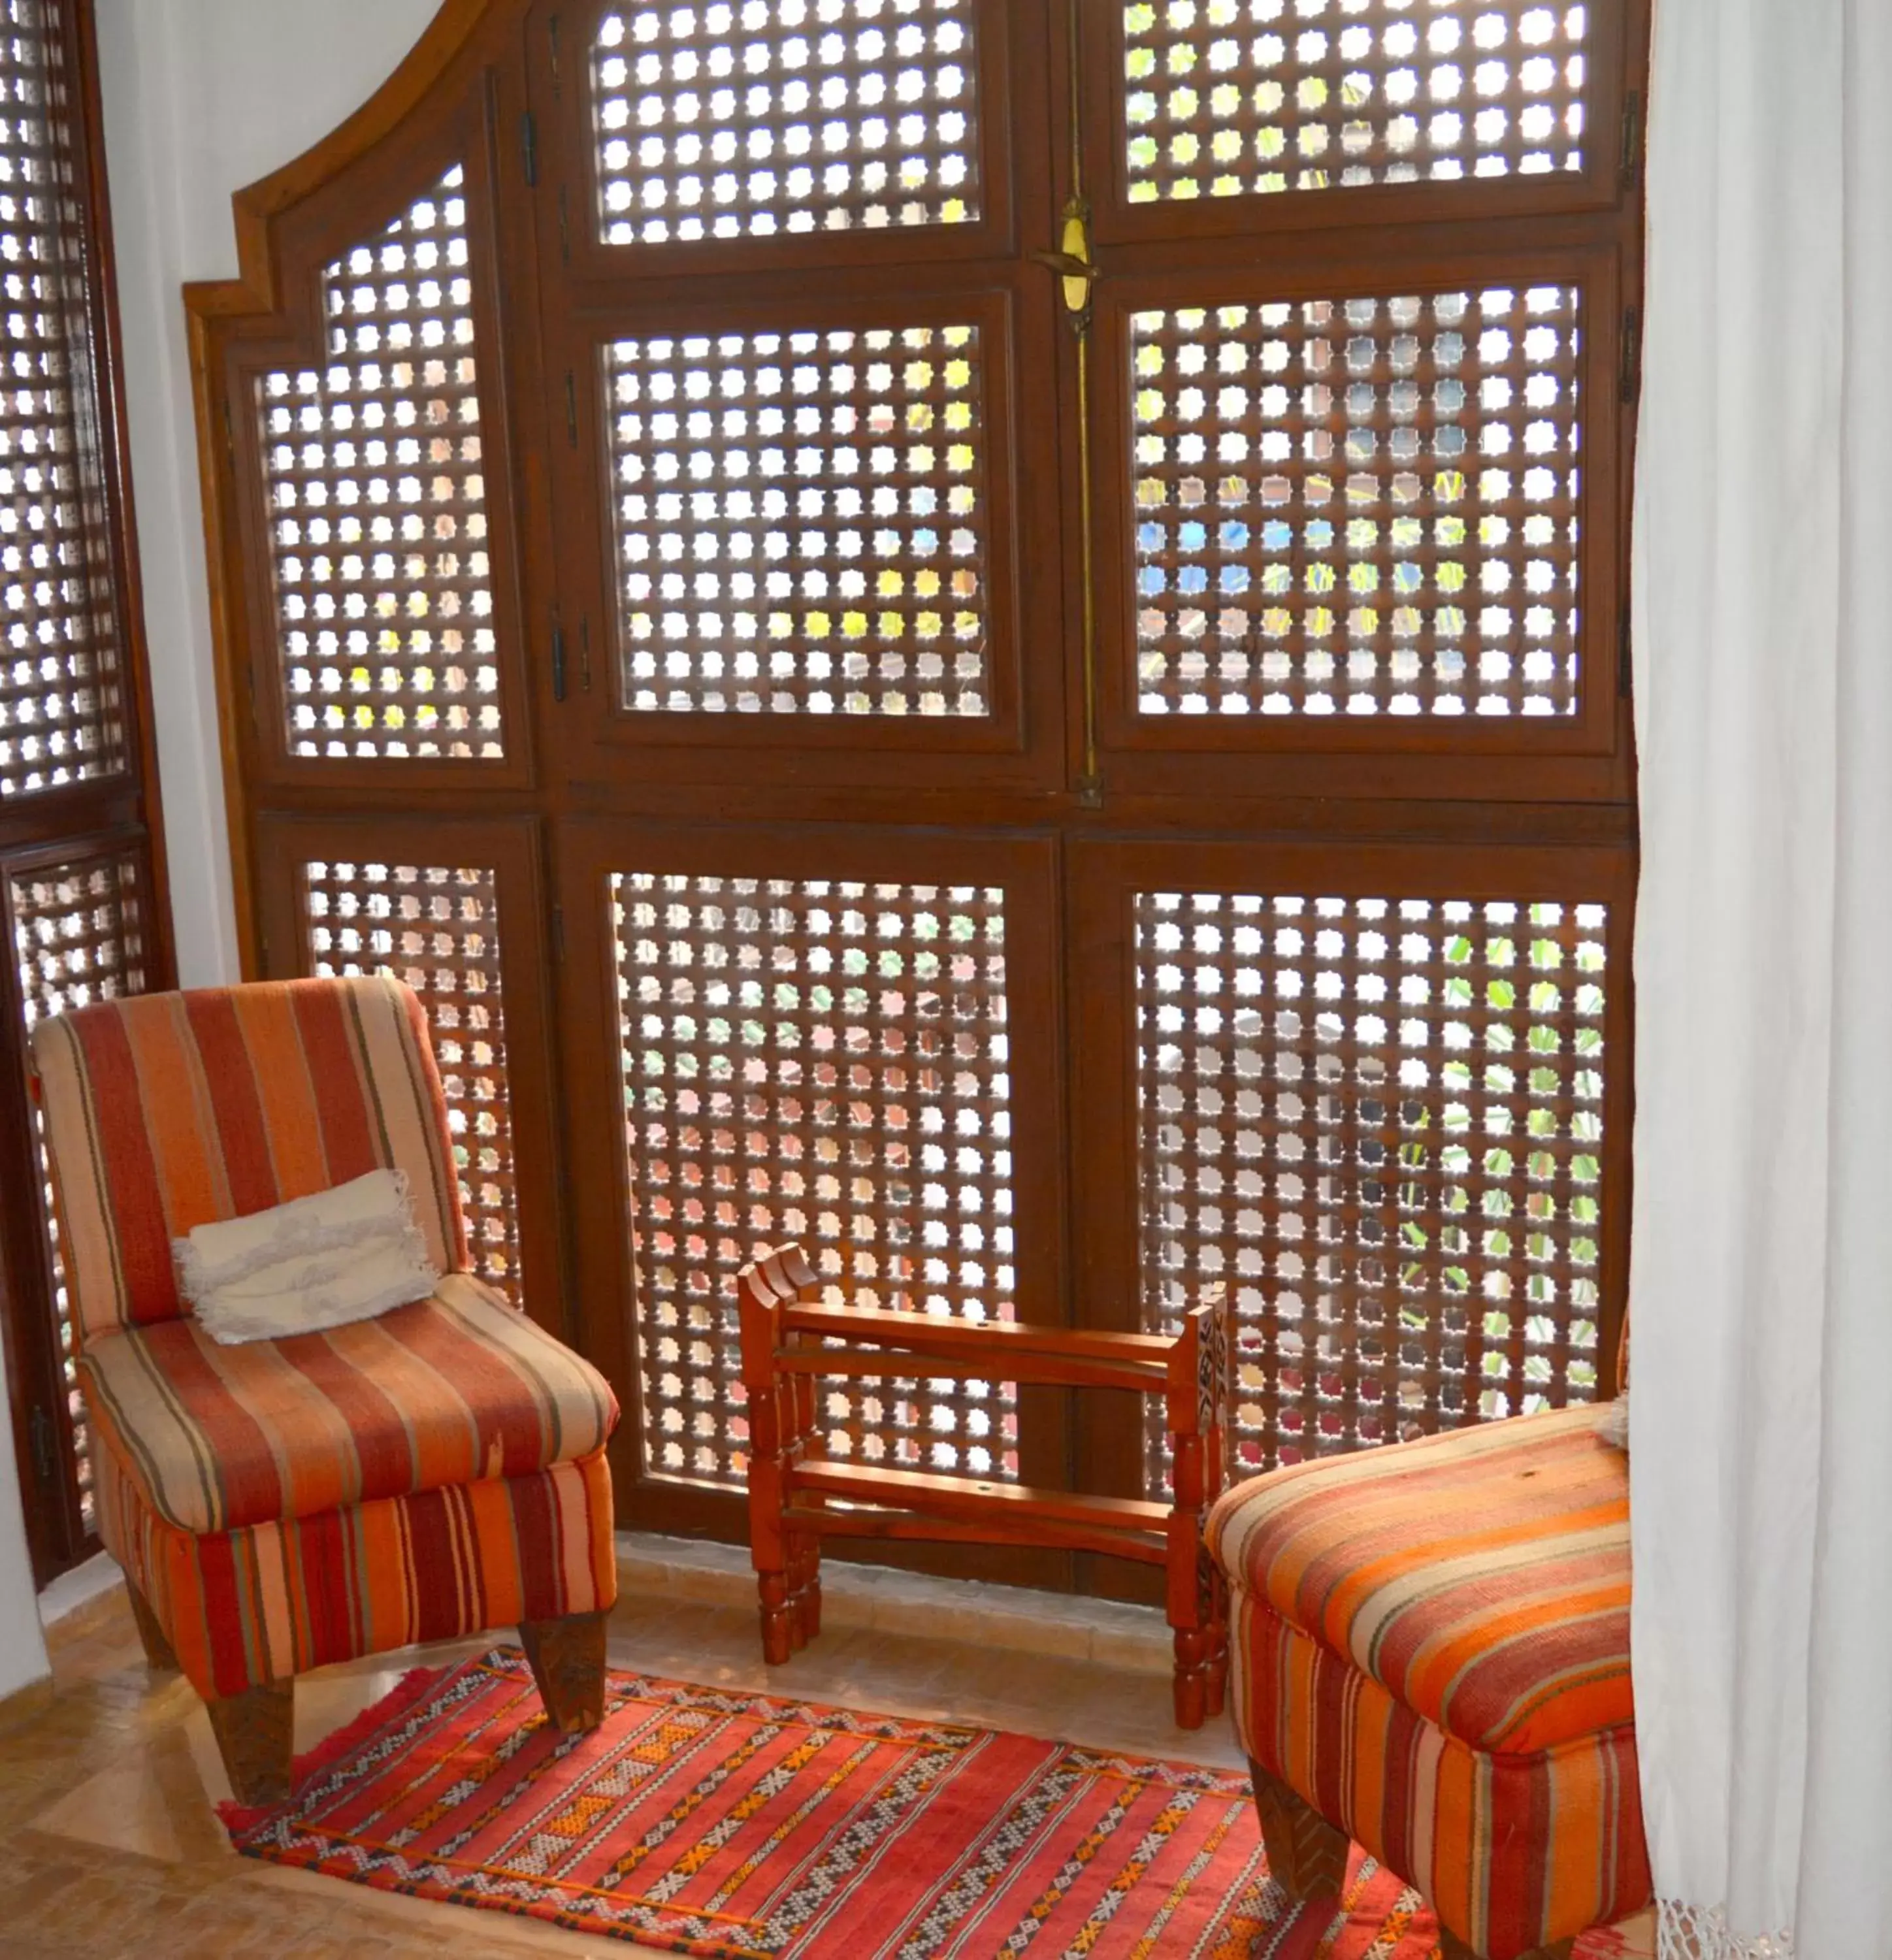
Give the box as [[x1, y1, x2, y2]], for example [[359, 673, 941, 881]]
[[550, 621, 568, 702], [29, 1404, 54, 1484], [1031, 198, 1099, 331]]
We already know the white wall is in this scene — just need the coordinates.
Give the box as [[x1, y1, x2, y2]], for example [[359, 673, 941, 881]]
[[0, 1344, 48, 1697], [95, 0, 441, 985]]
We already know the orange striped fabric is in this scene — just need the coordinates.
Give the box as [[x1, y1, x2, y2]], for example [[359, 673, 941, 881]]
[[99, 1441, 617, 1701], [1207, 1405, 1631, 1754], [30, 977, 464, 1341], [80, 1273, 618, 1535], [33, 975, 621, 1703], [1233, 1597, 1649, 1959]]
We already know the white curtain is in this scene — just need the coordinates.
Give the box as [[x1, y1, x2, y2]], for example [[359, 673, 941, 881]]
[[1629, 0, 1892, 1953]]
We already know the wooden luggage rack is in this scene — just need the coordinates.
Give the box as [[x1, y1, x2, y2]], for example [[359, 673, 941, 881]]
[[737, 1245, 1231, 1729]]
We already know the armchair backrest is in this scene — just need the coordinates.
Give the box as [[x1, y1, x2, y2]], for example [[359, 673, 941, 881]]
[[30, 975, 466, 1346]]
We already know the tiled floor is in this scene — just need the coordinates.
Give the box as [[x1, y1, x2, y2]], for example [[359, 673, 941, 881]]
[[1, 1586, 1244, 1958]]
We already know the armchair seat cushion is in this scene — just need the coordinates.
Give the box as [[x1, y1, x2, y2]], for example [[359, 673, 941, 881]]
[[1206, 1404, 1630, 1754], [80, 1273, 618, 1534]]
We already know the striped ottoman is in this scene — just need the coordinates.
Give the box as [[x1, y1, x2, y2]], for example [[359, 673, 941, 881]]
[[1206, 1407, 1650, 1960]]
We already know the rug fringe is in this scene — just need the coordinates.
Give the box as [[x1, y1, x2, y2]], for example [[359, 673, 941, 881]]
[[215, 1650, 485, 1833]]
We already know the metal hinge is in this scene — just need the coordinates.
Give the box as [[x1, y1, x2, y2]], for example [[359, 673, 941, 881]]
[[564, 370, 578, 446], [547, 13, 563, 89], [520, 110, 538, 186], [1620, 306, 1642, 404], [1620, 91, 1644, 193], [28, 1405, 54, 1484], [1618, 605, 1634, 696]]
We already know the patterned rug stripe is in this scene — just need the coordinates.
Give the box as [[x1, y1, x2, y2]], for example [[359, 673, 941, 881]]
[[218, 1648, 1636, 1959]]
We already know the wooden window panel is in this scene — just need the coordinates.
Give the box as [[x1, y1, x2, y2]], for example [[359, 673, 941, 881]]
[[1068, 840, 1632, 1504], [301, 858, 524, 1302], [1090, 243, 1625, 802], [0, 5, 124, 797], [590, 0, 983, 248], [1128, 282, 1583, 723], [0, 0, 170, 1586], [189, 0, 1644, 1575], [5, 843, 149, 1537], [611, 867, 1020, 1488], [253, 815, 565, 1332], [1121, 0, 1592, 209], [603, 317, 992, 719], [257, 165, 504, 762]]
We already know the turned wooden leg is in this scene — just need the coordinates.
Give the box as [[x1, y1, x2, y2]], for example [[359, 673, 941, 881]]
[[1437, 1927, 1574, 1959], [206, 1678, 294, 1808], [787, 1527, 821, 1649], [757, 1571, 794, 1665], [1172, 1626, 1210, 1730], [1205, 1577, 1230, 1720], [519, 1609, 610, 1734], [126, 1584, 178, 1672], [1249, 1759, 1350, 1902]]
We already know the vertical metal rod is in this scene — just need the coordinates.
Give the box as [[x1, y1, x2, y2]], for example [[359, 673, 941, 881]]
[[1075, 334, 1100, 806], [1066, 0, 1102, 808]]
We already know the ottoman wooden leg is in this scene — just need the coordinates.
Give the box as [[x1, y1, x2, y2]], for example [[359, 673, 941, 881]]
[[206, 1678, 294, 1808], [126, 1584, 178, 1672], [520, 1609, 610, 1733], [1438, 1931, 1575, 1959], [1248, 1759, 1350, 1902]]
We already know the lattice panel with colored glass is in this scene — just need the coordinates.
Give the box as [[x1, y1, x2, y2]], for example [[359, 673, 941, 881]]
[[1122, 1, 1592, 204], [593, 1, 981, 246], [301, 858, 521, 1300], [1135, 887, 1607, 1487], [258, 166, 502, 761], [613, 871, 1018, 1485], [1130, 285, 1581, 720], [0, 7, 124, 798], [10, 851, 148, 1531], [606, 324, 990, 716]]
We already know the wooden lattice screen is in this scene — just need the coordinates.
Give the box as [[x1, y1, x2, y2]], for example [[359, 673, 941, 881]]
[[7, 848, 148, 1537], [612, 870, 1019, 1487], [603, 321, 991, 717], [591, 0, 983, 245], [193, 0, 1645, 1572], [1129, 284, 1583, 721], [258, 165, 503, 761], [0, 0, 169, 1585], [1134, 883, 1608, 1486], [301, 857, 525, 1301], [1121, 0, 1593, 204], [0, 5, 122, 795]]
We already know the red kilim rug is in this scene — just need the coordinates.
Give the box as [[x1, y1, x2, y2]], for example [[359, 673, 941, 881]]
[[220, 1648, 1642, 1959]]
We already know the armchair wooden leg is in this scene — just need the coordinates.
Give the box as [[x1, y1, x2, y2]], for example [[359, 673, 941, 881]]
[[1248, 1759, 1350, 1903], [520, 1609, 610, 1734], [126, 1584, 178, 1673], [206, 1678, 294, 1808]]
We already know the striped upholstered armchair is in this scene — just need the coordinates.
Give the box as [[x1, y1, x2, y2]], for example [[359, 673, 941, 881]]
[[1207, 1400, 1649, 1959], [31, 976, 619, 1805]]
